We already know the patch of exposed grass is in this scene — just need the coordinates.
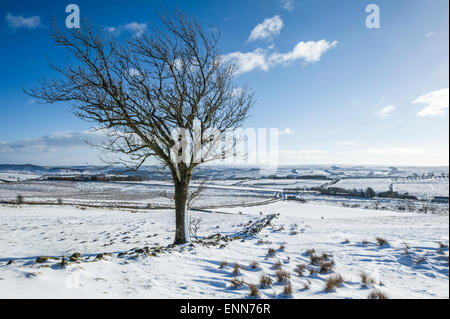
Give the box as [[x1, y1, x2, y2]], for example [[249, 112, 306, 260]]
[[375, 237, 389, 247], [367, 289, 389, 299], [295, 264, 307, 277], [249, 261, 259, 270], [219, 261, 228, 269], [273, 260, 282, 270], [275, 270, 291, 283], [305, 248, 315, 256], [324, 274, 345, 292], [319, 261, 334, 274], [360, 271, 377, 286], [232, 263, 242, 276], [259, 274, 273, 289], [282, 281, 293, 297], [267, 248, 277, 257], [248, 284, 259, 297], [230, 278, 245, 289]]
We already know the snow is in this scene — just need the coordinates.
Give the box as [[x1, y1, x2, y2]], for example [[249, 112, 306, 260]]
[[0, 202, 448, 299]]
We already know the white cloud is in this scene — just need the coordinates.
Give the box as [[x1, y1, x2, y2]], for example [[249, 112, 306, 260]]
[[277, 128, 295, 135], [377, 105, 396, 117], [6, 13, 42, 29], [269, 40, 338, 64], [224, 48, 268, 74], [107, 22, 147, 37], [248, 16, 284, 41], [224, 40, 338, 74], [124, 22, 147, 37], [414, 88, 449, 117], [281, 0, 295, 12]]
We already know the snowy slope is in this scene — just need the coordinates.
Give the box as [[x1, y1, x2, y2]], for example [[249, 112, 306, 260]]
[[0, 202, 448, 299]]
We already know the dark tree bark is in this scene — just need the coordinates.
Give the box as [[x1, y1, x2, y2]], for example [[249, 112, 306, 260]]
[[25, 11, 254, 245]]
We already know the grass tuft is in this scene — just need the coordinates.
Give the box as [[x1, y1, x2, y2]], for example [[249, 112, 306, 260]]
[[267, 248, 277, 257], [375, 237, 389, 246], [248, 284, 259, 297], [232, 263, 242, 276], [275, 269, 291, 283], [259, 274, 273, 289], [295, 264, 307, 277], [230, 278, 245, 289], [367, 289, 389, 299], [319, 261, 335, 274], [249, 261, 259, 270], [273, 260, 282, 270], [324, 274, 345, 292], [282, 281, 293, 297], [360, 271, 377, 286]]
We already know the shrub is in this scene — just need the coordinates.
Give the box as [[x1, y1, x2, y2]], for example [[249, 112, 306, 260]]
[[279, 244, 286, 251], [367, 289, 389, 299], [259, 274, 273, 288], [275, 270, 290, 283], [375, 237, 389, 246], [324, 274, 345, 292], [57, 198, 63, 205], [219, 261, 228, 269], [248, 284, 259, 297]]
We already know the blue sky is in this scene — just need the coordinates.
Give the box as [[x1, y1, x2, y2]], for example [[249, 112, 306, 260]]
[[0, 0, 448, 166]]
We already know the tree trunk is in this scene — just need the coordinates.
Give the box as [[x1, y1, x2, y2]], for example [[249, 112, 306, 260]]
[[173, 180, 190, 245]]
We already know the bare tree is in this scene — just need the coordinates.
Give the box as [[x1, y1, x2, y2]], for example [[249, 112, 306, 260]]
[[25, 12, 254, 244]]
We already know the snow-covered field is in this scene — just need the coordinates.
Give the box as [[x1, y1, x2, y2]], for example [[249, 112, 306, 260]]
[[0, 201, 448, 299]]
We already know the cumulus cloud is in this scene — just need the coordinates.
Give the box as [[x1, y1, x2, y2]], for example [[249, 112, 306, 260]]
[[248, 16, 284, 41], [6, 12, 42, 29], [281, 0, 296, 12], [107, 22, 147, 37], [377, 105, 396, 117], [224, 48, 268, 74], [224, 40, 338, 74], [414, 88, 449, 117], [124, 22, 147, 37], [269, 40, 338, 64]]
